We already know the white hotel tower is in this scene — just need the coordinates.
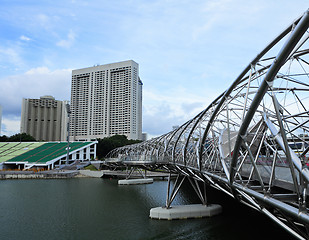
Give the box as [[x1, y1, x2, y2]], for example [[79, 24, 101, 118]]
[[70, 60, 142, 141]]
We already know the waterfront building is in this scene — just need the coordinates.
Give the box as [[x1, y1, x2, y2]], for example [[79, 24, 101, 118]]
[[20, 96, 69, 141], [0, 141, 96, 170], [70, 60, 142, 141]]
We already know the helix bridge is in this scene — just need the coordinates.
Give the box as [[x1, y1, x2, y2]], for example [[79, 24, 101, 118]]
[[106, 9, 309, 239]]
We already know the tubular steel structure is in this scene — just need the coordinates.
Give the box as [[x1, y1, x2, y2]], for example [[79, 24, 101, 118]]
[[107, 10, 309, 239]]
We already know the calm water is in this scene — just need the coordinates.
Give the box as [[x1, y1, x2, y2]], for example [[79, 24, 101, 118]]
[[0, 178, 292, 240]]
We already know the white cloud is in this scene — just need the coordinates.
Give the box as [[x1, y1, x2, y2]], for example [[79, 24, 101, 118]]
[[1, 116, 20, 136], [0, 47, 23, 69], [25, 66, 50, 75], [57, 29, 76, 48], [142, 87, 214, 135], [20, 35, 31, 41], [0, 67, 71, 115]]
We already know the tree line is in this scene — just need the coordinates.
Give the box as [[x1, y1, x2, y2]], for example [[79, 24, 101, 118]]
[[0, 133, 36, 142], [96, 135, 142, 159], [0, 133, 141, 159]]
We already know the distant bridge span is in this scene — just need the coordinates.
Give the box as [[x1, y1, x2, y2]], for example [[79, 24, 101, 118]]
[[107, 9, 309, 239]]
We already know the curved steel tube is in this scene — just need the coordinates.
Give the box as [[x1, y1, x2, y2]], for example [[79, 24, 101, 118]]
[[105, 9, 309, 239]]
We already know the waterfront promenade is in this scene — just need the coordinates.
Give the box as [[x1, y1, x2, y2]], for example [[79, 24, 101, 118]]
[[0, 169, 171, 180], [0, 170, 79, 179]]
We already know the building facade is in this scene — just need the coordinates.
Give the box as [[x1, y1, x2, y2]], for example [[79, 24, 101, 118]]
[[70, 60, 142, 141], [20, 96, 69, 141]]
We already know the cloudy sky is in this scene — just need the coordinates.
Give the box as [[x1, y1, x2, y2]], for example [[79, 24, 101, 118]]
[[0, 0, 308, 138]]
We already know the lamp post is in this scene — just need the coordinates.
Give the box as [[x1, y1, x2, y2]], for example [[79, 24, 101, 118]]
[[65, 104, 71, 166]]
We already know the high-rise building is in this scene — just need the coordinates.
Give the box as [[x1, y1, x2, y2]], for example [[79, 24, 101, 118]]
[[70, 60, 142, 141], [20, 96, 69, 141]]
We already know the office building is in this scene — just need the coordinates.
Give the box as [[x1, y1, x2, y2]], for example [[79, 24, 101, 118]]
[[70, 60, 142, 141], [20, 96, 69, 141]]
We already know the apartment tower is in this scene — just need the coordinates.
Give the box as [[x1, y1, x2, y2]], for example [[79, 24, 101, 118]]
[[70, 60, 142, 141], [20, 96, 69, 141]]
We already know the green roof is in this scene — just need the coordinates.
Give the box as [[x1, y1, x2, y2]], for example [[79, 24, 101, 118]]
[[7, 142, 92, 164], [0, 142, 44, 163]]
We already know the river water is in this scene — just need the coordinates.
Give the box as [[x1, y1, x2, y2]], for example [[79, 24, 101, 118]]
[[0, 178, 293, 240]]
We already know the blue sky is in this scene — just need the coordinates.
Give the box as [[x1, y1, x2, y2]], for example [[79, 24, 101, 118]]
[[0, 0, 308, 138]]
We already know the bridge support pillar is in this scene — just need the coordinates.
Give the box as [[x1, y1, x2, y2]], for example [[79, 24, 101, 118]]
[[149, 204, 222, 220], [118, 178, 153, 185], [118, 166, 153, 185], [150, 172, 222, 220], [125, 166, 147, 179]]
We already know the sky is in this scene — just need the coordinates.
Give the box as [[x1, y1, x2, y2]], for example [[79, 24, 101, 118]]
[[0, 0, 308, 138]]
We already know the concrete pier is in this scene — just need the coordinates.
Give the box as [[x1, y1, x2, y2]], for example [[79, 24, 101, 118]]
[[118, 178, 154, 185], [79, 170, 104, 178], [149, 204, 222, 220]]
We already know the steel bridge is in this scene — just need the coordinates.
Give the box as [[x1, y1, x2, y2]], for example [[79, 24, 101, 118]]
[[106, 9, 309, 239]]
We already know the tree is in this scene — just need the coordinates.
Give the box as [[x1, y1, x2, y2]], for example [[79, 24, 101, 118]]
[[96, 135, 142, 159], [0, 135, 8, 142], [4, 133, 36, 142]]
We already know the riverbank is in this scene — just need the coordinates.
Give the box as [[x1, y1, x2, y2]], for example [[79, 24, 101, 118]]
[[0, 169, 171, 180], [0, 170, 79, 179]]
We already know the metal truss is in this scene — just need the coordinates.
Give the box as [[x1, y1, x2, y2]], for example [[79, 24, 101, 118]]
[[106, 9, 309, 239]]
